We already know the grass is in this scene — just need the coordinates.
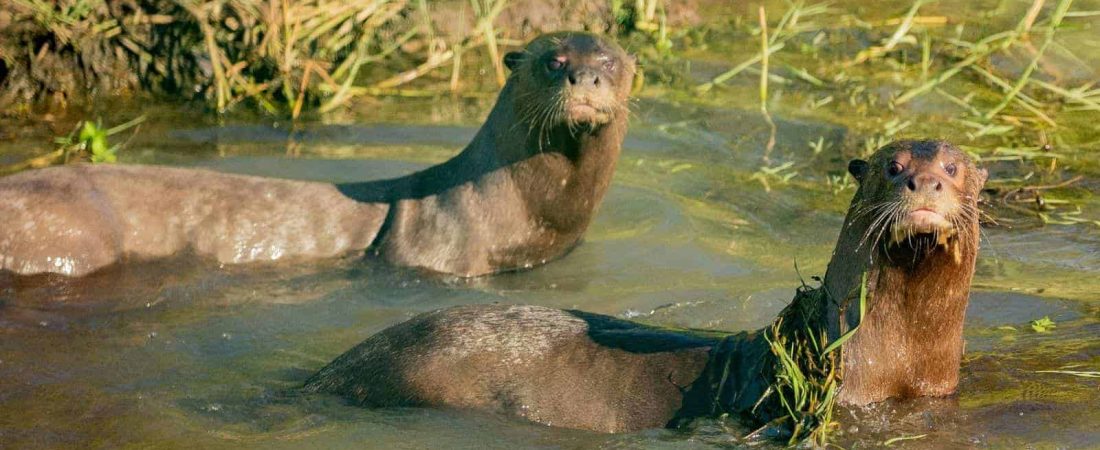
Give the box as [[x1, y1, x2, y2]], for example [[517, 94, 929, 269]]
[[1030, 315, 1057, 332], [883, 434, 929, 446], [683, 0, 1099, 228], [0, 116, 144, 175], [1, 0, 678, 118], [696, 0, 1088, 148], [763, 318, 843, 446], [757, 5, 776, 160], [1035, 365, 1100, 378], [741, 272, 868, 446]]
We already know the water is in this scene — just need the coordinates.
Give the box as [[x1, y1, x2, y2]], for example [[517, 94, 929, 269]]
[[1, 93, 1098, 449]]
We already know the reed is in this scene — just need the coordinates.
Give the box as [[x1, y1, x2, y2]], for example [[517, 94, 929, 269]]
[[0, 0, 512, 115]]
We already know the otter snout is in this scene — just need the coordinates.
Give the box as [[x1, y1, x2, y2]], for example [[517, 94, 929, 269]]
[[892, 188, 959, 245], [906, 173, 944, 193], [565, 95, 611, 125], [563, 65, 616, 126], [567, 68, 601, 88]]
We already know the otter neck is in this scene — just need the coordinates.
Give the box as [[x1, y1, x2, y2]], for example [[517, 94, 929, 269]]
[[822, 193, 979, 329], [476, 81, 626, 231], [335, 80, 624, 222], [821, 193, 979, 403]]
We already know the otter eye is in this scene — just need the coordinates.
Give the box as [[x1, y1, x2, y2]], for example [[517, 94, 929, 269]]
[[887, 161, 904, 177], [945, 163, 957, 177], [546, 58, 565, 71]]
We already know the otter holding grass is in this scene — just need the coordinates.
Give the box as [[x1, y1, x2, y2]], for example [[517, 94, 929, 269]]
[[304, 140, 988, 433], [0, 32, 634, 278]]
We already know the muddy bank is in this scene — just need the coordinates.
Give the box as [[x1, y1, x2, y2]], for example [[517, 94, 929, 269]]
[[0, 0, 700, 114]]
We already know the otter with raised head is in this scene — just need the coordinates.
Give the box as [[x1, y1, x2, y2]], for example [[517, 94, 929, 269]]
[[304, 140, 987, 433], [0, 32, 634, 278]]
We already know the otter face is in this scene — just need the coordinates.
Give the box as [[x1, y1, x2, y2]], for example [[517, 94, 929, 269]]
[[848, 140, 987, 260], [504, 32, 635, 131]]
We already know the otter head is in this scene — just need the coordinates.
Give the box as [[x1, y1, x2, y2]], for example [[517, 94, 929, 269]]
[[504, 32, 636, 133], [848, 140, 987, 265], [826, 140, 988, 405]]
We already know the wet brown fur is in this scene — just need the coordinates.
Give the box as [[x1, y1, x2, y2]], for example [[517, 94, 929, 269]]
[[0, 32, 634, 278], [830, 140, 986, 404], [304, 140, 987, 433]]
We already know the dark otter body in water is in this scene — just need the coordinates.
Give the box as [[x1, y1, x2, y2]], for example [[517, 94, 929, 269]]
[[0, 32, 634, 278], [304, 140, 987, 433]]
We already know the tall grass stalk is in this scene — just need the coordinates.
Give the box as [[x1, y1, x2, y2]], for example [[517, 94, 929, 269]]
[[758, 5, 776, 158], [984, 0, 1073, 120]]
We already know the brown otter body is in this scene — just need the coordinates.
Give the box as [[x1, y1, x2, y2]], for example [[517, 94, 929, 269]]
[[0, 32, 633, 278], [304, 140, 987, 433], [306, 304, 716, 432]]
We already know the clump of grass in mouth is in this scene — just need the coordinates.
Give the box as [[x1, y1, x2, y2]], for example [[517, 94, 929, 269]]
[[754, 272, 867, 447], [762, 318, 843, 446]]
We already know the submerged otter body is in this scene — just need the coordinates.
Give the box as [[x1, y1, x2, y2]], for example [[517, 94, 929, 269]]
[[306, 304, 717, 432], [0, 32, 634, 278], [305, 140, 987, 433], [0, 165, 386, 276]]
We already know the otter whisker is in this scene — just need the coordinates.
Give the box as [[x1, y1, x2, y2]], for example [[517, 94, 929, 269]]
[[878, 204, 908, 265], [857, 200, 902, 251], [874, 202, 905, 251], [528, 90, 561, 152], [852, 201, 895, 223], [540, 90, 565, 150]]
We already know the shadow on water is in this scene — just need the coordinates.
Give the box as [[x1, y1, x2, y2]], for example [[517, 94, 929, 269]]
[[1, 97, 1098, 449]]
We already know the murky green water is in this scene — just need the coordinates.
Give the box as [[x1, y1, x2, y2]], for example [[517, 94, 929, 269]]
[[1, 95, 1097, 449]]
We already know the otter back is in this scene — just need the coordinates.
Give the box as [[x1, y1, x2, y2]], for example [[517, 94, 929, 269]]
[[0, 164, 386, 276], [303, 304, 716, 433]]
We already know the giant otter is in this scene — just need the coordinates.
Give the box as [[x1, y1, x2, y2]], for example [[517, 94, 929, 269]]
[[304, 140, 988, 433], [0, 32, 634, 278]]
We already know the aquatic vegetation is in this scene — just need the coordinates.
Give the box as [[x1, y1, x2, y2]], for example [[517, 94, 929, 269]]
[[76, 120, 115, 163], [0, 115, 143, 174], [750, 160, 798, 192], [1036, 364, 1100, 378], [762, 317, 843, 446], [758, 273, 866, 446], [1030, 315, 1057, 332], [883, 433, 928, 446]]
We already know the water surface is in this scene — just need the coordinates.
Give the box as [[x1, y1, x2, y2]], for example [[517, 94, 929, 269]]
[[0, 96, 1097, 449]]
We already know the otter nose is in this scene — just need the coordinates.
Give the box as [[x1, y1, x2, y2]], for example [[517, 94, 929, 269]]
[[567, 69, 600, 88], [906, 174, 943, 192]]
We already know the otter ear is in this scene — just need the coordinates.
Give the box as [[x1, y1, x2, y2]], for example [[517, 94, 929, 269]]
[[848, 159, 869, 183], [976, 167, 989, 187], [504, 52, 525, 71]]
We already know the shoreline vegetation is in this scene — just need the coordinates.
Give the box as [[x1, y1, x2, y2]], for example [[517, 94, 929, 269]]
[[0, 0, 679, 115]]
